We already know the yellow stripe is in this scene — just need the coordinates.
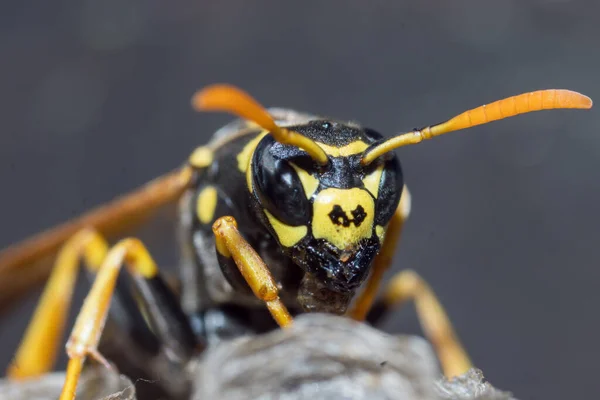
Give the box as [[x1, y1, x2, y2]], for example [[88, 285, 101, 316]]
[[363, 164, 384, 198], [237, 130, 269, 172], [188, 146, 214, 169], [317, 140, 369, 157], [196, 186, 218, 224], [376, 225, 386, 243], [264, 209, 307, 247], [290, 162, 319, 198]]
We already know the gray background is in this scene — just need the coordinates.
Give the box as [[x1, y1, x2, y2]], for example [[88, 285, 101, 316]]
[[1, 1, 599, 399]]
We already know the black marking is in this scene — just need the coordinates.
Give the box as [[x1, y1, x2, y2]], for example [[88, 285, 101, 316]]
[[328, 205, 367, 227], [318, 155, 364, 189], [351, 205, 367, 224]]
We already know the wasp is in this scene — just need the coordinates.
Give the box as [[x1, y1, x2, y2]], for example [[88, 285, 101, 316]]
[[0, 84, 592, 400]]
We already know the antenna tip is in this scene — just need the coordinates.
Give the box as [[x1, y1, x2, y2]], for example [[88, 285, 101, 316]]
[[561, 90, 593, 109], [191, 84, 239, 112], [190, 91, 204, 111], [190, 86, 214, 111]]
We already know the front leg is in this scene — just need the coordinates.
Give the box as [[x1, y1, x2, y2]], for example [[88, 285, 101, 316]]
[[50, 236, 197, 400], [212, 216, 293, 328]]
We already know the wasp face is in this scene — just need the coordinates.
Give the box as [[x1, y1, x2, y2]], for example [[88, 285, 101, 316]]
[[250, 121, 403, 293]]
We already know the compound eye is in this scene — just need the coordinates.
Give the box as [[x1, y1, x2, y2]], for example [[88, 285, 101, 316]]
[[253, 137, 312, 226], [374, 156, 403, 226]]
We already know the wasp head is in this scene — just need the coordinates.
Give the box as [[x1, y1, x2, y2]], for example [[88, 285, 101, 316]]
[[250, 120, 403, 295]]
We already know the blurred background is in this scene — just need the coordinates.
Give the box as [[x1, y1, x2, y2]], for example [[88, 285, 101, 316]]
[[0, 0, 599, 398]]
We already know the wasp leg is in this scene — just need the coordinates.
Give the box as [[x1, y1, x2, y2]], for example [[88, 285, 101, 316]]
[[348, 185, 411, 321], [7, 227, 197, 383], [212, 216, 293, 328], [6, 229, 109, 379], [55, 237, 188, 400], [367, 270, 472, 378], [100, 266, 199, 400], [125, 267, 199, 363]]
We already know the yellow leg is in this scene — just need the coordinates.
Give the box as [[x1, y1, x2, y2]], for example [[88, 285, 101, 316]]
[[7, 229, 109, 379], [348, 185, 411, 321], [382, 270, 472, 378], [212, 216, 292, 328], [58, 237, 159, 400]]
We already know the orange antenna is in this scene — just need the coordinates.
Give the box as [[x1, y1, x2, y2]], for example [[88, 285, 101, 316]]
[[192, 84, 329, 166], [361, 89, 593, 165]]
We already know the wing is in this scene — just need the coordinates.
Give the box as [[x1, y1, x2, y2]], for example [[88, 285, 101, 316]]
[[0, 166, 193, 315]]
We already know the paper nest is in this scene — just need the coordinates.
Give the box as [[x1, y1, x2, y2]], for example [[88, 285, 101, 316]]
[[0, 314, 516, 400]]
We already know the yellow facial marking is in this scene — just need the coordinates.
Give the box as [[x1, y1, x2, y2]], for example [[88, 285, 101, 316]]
[[363, 164, 384, 198], [264, 209, 308, 247], [290, 163, 319, 199], [399, 184, 412, 220], [246, 160, 254, 193], [237, 130, 269, 172], [196, 186, 218, 224], [189, 146, 214, 168], [316, 140, 369, 157], [376, 225, 387, 243], [312, 188, 375, 250]]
